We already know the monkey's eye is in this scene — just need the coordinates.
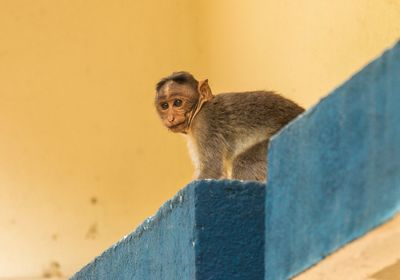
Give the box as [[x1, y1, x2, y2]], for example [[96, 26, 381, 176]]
[[173, 99, 182, 107], [160, 102, 169, 110]]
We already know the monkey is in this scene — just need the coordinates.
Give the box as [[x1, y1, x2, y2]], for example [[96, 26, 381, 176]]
[[155, 71, 304, 182]]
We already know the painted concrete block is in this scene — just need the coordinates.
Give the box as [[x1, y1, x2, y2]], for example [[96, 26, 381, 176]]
[[265, 41, 400, 279], [71, 180, 265, 280], [73, 41, 400, 280]]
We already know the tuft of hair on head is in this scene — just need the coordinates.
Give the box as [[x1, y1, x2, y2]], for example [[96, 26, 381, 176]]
[[156, 71, 199, 92]]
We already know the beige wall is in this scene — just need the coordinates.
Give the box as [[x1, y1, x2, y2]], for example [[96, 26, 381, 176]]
[[0, 0, 399, 278], [0, 1, 200, 277], [198, 0, 400, 108]]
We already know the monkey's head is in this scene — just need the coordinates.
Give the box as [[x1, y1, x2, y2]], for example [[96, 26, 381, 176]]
[[155, 71, 213, 134]]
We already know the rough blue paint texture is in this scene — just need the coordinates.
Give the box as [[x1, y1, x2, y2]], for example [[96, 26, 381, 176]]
[[71, 183, 197, 280], [71, 180, 265, 280], [195, 181, 265, 279], [265, 41, 400, 279]]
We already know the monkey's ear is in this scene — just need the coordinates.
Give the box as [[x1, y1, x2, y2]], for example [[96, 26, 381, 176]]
[[198, 79, 214, 101]]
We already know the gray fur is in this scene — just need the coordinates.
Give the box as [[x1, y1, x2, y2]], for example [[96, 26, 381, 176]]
[[190, 91, 304, 181]]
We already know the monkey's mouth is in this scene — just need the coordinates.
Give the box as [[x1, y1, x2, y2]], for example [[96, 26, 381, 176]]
[[167, 121, 186, 130]]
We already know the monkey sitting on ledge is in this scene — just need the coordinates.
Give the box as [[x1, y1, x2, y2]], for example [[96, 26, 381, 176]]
[[155, 72, 304, 182]]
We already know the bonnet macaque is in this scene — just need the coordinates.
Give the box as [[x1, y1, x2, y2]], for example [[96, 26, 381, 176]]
[[155, 72, 304, 181]]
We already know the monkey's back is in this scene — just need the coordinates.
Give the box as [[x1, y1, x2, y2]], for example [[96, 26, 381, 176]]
[[196, 91, 304, 136], [190, 91, 304, 160]]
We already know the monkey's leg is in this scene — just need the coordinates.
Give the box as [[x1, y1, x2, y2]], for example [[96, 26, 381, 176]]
[[231, 139, 269, 181], [198, 162, 224, 179], [197, 147, 225, 180]]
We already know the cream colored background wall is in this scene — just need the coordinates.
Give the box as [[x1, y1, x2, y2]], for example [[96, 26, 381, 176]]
[[197, 0, 400, 108], [0, 1, 200, 278], [0, 0, 399, 278]]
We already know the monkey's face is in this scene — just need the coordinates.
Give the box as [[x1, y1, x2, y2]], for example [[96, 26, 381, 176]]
[[155, 81, 199, 133]]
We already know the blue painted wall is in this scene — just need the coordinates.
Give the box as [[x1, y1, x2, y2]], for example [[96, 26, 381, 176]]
[[71, 180, 265, 279], [72, 41, 400, 280], [72, 182, 197, 279], [265, 41, 400, 279], [195, 181, 265, 279]]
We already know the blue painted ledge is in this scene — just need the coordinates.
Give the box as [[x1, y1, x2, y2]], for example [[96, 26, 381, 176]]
[[265, 40, 400, 279], [71, 41, 400, 280], [71, 180, 265, 280]]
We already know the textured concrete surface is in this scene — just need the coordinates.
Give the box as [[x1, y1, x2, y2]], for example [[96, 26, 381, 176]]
[[265, 40, 400, 279], [71, 180, 265, 280]]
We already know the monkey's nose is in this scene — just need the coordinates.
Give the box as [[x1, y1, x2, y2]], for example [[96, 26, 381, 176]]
[[167, 115, 175, 122]]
